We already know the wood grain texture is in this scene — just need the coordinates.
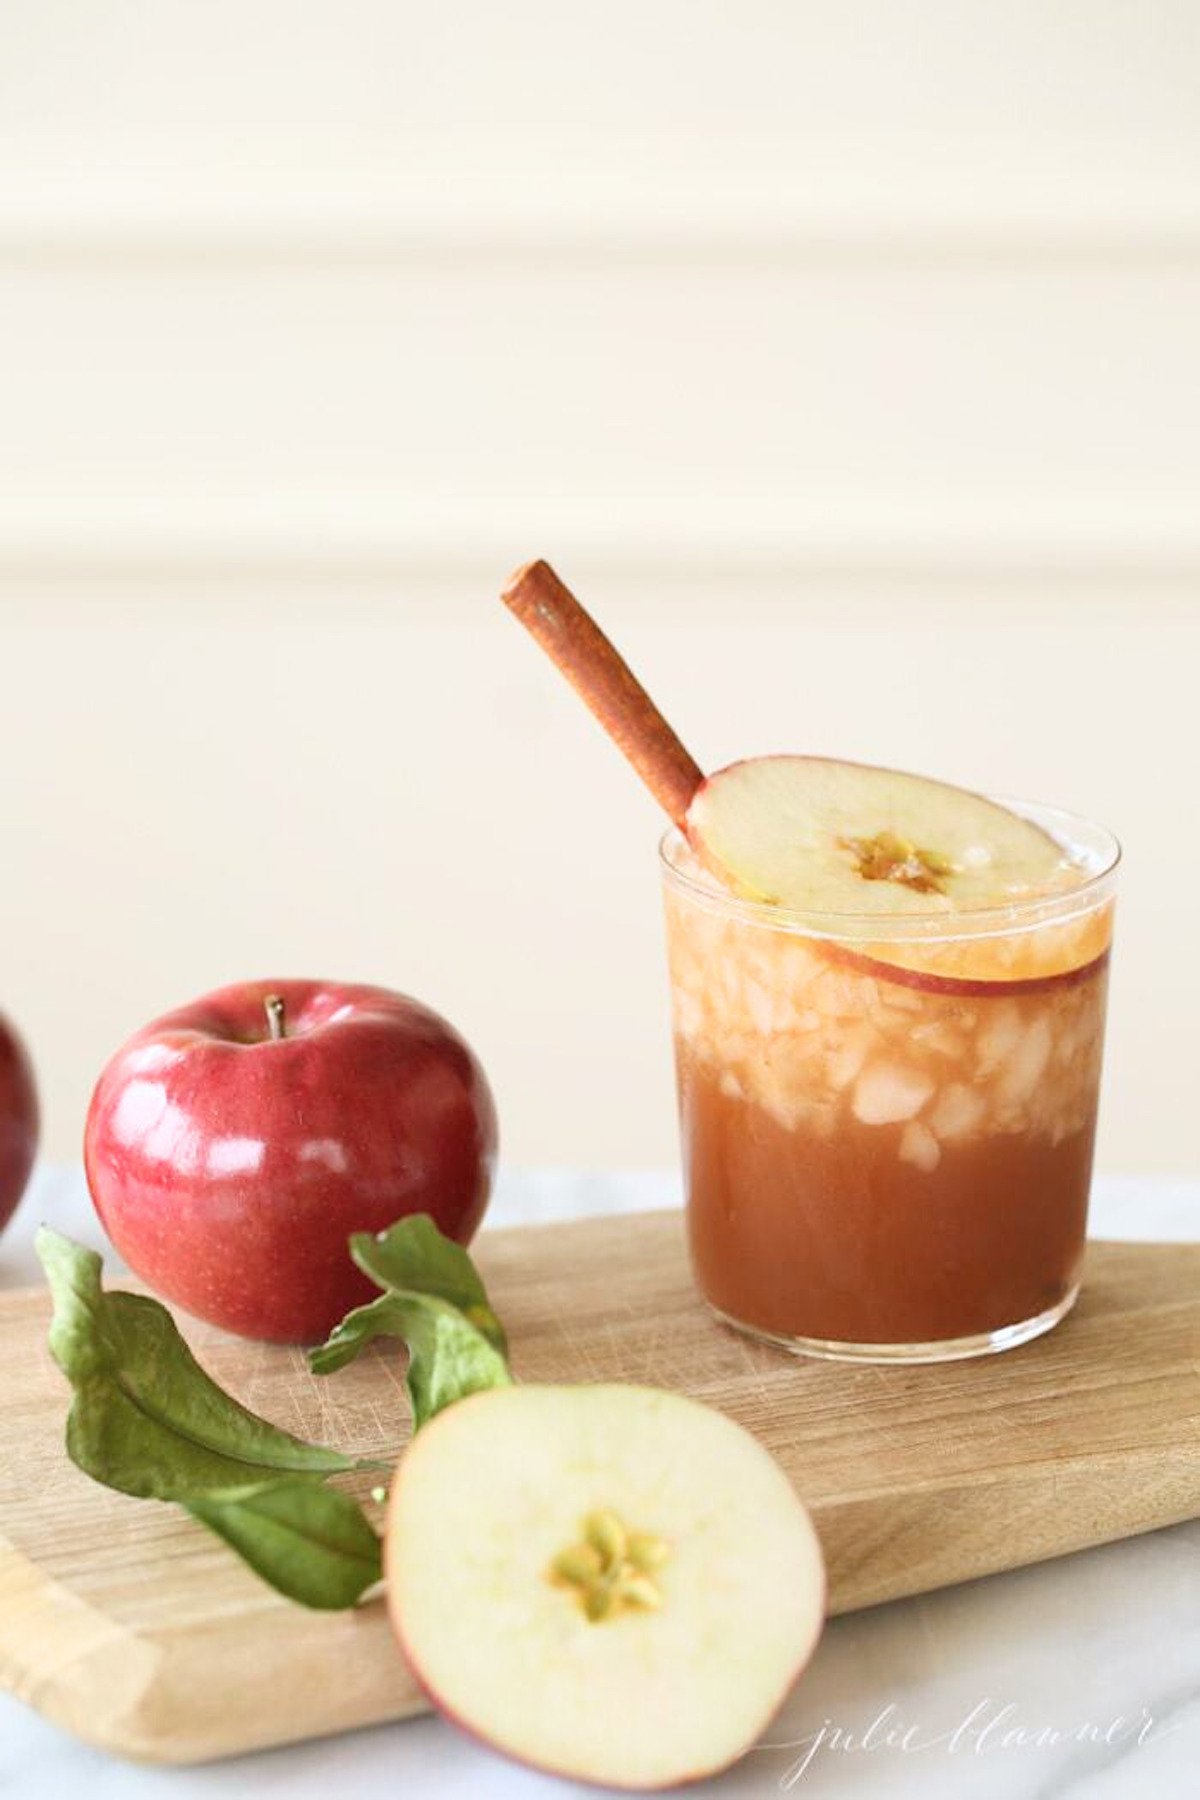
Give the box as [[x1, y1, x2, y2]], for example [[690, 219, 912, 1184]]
[[1, 1211, 1198, 1765]]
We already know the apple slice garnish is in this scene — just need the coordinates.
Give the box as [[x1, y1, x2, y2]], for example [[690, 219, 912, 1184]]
[[686, 755, 1073, 916], [386, 1382, 825, 1790], [684, 755, 1110, 986]]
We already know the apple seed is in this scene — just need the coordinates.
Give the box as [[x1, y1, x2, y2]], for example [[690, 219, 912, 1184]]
[[548, 1509, 671, 1622], [840, 831, 954, 896], [584, 1507, 628, 1566], [626, 1529, 671, 1572], [549, 1543, 604, 1585]]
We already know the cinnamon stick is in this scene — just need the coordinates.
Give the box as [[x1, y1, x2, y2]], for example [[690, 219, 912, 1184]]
[[501, 560, 704, 826]]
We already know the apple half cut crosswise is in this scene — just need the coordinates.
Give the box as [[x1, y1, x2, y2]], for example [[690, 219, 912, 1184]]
[[386, 1384, 825, 1790]]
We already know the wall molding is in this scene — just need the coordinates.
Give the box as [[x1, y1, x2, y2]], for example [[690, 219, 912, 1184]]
[[2, 180, 1199, 265], [2, 499, 1199, 587]]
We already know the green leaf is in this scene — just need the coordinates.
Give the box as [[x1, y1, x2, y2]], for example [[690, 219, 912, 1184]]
[[311, 1290, 511, 1427], [37, 1228, 357, 1500], [186, 1481, 383, 1610], [36, 1229, 385, 1612], [310, 1215, 513, 1427], [349, 1214, 508, 1355]]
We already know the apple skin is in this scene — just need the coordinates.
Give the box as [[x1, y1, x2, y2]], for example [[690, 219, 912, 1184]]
[[84, 979, 498, 1344], [0, 1012, 39, 1236], [823, 940, 1112, 999]]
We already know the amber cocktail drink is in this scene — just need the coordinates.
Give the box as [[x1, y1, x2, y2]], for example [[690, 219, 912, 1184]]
[[662, 808, 1117, 1359]]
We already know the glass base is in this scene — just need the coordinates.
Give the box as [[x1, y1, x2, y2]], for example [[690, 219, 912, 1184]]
[[710, 1282, 1081, 1365]]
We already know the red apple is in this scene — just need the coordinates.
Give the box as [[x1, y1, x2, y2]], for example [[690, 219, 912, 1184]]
[[0, 1012, 38, 1235], [84, 980, 498, 1343]]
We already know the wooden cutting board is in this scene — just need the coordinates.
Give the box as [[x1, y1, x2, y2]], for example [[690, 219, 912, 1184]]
[[1, 1211, 1198, 1766]]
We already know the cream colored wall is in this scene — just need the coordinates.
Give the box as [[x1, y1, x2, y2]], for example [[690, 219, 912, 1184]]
[[1, 3, 1197, 1171]]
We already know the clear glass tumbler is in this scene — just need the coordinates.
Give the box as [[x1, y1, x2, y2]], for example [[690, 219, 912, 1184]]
[[661, 803, 1119, 1362]]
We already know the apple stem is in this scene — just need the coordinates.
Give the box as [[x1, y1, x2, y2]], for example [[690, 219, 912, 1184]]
[[264, 994, 286, 1042]]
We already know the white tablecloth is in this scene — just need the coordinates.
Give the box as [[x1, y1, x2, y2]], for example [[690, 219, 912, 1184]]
[[2, 1166, 1197, 1799]]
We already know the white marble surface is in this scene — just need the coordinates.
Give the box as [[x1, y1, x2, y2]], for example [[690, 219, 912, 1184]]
[[1, 1166, 1198, 1799]]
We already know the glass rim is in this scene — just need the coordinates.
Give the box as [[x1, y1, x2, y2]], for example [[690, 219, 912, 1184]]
[[659, 796, 1120, 945]]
